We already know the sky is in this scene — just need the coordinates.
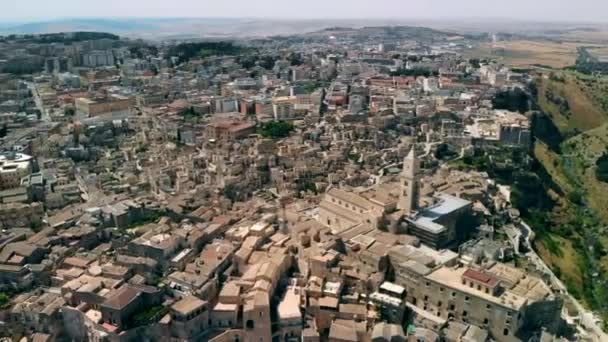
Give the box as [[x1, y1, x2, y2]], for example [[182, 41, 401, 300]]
[[1, 0, 607, 23]]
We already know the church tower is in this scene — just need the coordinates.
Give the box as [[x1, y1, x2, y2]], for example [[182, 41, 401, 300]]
[[398, 146, 420, 214]]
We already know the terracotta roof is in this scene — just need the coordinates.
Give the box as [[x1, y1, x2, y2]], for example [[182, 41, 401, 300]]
[[172, 295, 206, 316], [102, 285, 141, 310], [463, 268, 498, 287]]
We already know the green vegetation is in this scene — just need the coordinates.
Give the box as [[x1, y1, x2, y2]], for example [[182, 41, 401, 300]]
[[434, 143, 458, 160], [129, 45, 159, 59], [4, 32, 119, 44], [304, 81, 321, 94], [289, 52, 304, 66], [253, 55, 278, 70], [526, 71, 608, 322], [128, 305, 166, 328], [258, 121, 295, 139], [1, 61, 42, 75], [530, 112, 563, 152], [177, 107, 200, 122], [0, 124, 8, 138], [64, 106, 76, 116], [575, 47, 608, 75], [390, 67, 438, 77], [0, 293, 9, 308], [596, 152, 608, 182], [168, 42, 249, 64], [453, 70, 608, 324], [492, 88, 531, 114], [534, 72, 608, 134]]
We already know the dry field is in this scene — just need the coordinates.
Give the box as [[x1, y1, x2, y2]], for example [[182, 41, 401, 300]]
[[586, 47, 608, 62], [468, 40, 580, 68], [557, 30, 608, 44]]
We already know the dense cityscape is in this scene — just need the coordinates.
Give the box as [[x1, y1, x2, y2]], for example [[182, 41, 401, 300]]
[[0, 22, 605, 342]]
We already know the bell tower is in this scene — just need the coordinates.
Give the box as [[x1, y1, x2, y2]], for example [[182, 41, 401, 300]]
[[398, 147, 420, 214]]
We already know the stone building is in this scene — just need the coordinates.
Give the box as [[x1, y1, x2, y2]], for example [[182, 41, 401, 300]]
[[397, 262, 562, 342]]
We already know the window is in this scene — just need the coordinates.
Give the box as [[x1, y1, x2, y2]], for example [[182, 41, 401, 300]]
[[469, 282, 474, 288], [449, 304, 455, 311], [506, 319, 511, 325], [486, 304, 491, 310], [259, 311, 263, 317], [465, 296, 470, 302], [424, 296, 428, 301], [507, 311, 512, 317], [477, 285, 482, 291], [437, 301, 442, 307], [462, 310, 468, 317], [425, 282, 430, 287], [503, 329, 509, 336], [246, 320, 255, 330], [451, 292, 456, 297], [485, 288, 489, 294], [439, 287, 444, 292], [483, 318, 489, 325]]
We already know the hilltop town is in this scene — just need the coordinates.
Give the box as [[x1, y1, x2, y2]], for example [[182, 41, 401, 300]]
[[0, 27, 604, 342]]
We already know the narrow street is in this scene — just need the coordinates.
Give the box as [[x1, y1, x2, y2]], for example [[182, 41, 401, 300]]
[[27, 82, 51, 122]]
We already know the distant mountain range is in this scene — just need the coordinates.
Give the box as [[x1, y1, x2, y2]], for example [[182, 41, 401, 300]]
[[1, 17, 607, 41], [0, 18, 254, 39]]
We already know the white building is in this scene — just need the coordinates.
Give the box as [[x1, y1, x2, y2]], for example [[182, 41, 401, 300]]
[[0, 153, 33, 190]]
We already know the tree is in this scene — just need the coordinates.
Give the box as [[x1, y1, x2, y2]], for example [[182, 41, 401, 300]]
[[167, 42, 248, 64], [390, 67, 437, 77], [64, 106, 76, 116], [0, 292, 9, 308], [531, 112, 563, 152], [492, 88, 531, 114], [259, 56, 277, 70], [289, 53, 303, 66], [434, 143, 457, 160], [258, 121, 295, 139], [595, 152, 608, 183], [176, 129, 182, 145]]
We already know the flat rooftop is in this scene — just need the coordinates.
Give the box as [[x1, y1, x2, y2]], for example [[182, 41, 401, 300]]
[[172, 295, 206, 316], [277, 284, 302, 320], [409, 193, 471, 234], [425, 266, 527, 311]]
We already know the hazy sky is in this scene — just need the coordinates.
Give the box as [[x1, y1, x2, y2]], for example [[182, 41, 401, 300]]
[[1, 0, 607, 22]]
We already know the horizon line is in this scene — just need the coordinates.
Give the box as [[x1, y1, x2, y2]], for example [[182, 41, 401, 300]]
[[0, 16, 607, 25]]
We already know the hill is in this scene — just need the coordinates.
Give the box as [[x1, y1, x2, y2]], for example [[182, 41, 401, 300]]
[[528, 71, 608, 324]]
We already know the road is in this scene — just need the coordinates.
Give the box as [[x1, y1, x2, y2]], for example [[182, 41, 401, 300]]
[[518, 221, 607, 341], [28, 82, 51, 122]]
